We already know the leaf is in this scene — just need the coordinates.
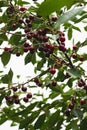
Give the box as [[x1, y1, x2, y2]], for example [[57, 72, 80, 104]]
[[54, 7, 84, 29], [80, 118, 87, 130], [9, 32, 21, 45], [19, 111, 40, 129], [37, 0, 78, 17], [34, 113, 46, 129], [84, 26, 87, 31], [1, 69, 13, 84], [72, 109, 83, 120], [68, 28, 72, 40], [0, 115, 8, 125], [1, 51, 11, 66], [18, 0, 30, 5], [25, 53, 36, 65], [48, 110, 60, 128], [0, 33, 8, 41], [67, 68, 82, 78], [37, 58, 46, 70]]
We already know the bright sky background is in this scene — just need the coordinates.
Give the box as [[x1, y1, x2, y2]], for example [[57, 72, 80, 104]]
[[0, 0, 87, 130]]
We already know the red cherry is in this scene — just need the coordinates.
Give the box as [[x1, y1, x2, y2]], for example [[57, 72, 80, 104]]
[[14, 98, 20, 104], [73, 45, 78, 50], [52, 81, 57, 86], [37, 81, 42, 87], [80, 99, 86, 105], [72, 53, 77, 59], [78, 81, 83, 87], [27, 93, 32, 99], [52, 16, 57, 22], [79, 56, 84, 61], [12, 23, 16, 28], [12, 86, 17, 92], [27, 34, 32, 39], [49, 44, 55, 52], [68, 103, 74, 109], [65, 109, 71, 116], [4, 47, 9, 52], [58, 44, 66, 52], [43, 36, 49, 42], [23, 97, 28, 102], [23, 42, 30, 47], [59, 36, 66, 42], [16, 52, 21, 56], [29, 15, 34, 20], [20, 7, 26, 12], [23, 47, 29, 52], [49, 68, 56, 74], [21, 86, 27, 92]]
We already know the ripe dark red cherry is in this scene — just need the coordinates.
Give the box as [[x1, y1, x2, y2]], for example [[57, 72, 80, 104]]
[[79, 56, 84, 61], [52, 81, 57, 86], [84, 85, 87, 90], [14, 98, 20, 104], [23, 97, 28, 102], [73, 45, 78, 50], [65, 109, 71, 117], [58, 44, 66, 52], [20, 7, 26, 12], [12, 23, 16, 28], [72, 53, 77, 59], [78, 81, 83, 87], [12, 86, 17, 92], [80, 99, 86, 105], [4, 47, 9, 52], [49, 68, 56, 74], [59, 36, 66, 42], [49, 44, 55, 52], [52, 16, 57, 22], [29, 15, 34, 20], [21, 86, 27, 92], [68, 103, 74, 109], [23, 42, 30, 47], [27, 93, 32, 99]]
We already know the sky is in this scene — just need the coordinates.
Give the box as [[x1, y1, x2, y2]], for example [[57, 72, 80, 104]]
[[0, 0, 87, 130]]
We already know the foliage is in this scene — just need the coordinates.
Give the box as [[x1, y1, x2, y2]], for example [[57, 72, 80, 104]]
[[0, 0, 87, 130]]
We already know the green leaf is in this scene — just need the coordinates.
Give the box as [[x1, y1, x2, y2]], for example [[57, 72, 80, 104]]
[[9, 32, 21, 45], [25, 53, 36, 65], [0, 115, 8, 125], [0, 33, 8, 41], [34, 113, 46, 129], [68, 28, 72, 40], [19, 111, 40, 129], [84, 26, 87, 31], [72, 109, 83, 120], [67, 68, 82, 78], [37, 0, 77, 17], [1, 69, 13, 84], [80, 118, 87, 130], [1, 51, 11, 66], [37, 58, 46, 70], [18, 0, 30, 5], [48, 110, 60, 128], [54, 7, 84, 29]]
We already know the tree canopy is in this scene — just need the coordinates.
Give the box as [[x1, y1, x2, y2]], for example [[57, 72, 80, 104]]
[[0, 0, 87, 130]]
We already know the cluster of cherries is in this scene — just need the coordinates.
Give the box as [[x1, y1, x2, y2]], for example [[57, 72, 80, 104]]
[[5, 85, 32, 105]]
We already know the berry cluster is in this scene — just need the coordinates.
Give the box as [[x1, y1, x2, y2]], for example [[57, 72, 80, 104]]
[[5, 85, 32, 105]]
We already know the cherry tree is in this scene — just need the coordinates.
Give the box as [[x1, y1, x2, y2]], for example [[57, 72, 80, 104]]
[[0, 0, 87, 129]]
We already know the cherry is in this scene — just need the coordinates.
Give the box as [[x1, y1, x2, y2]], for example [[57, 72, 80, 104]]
[[23, 47, 29, 52], [52, 16, 57, 22], [58, 44, 66, 52], [78, 81, 84, 87], [21, 86, 27, 92], [16, 52, 21, 57], [29, 15, 34, 20], [27, 93, 32, 99], [34, 78, 39, 84], [37, 81, 42, 87], [73, 45, 78, 50], [25, 18, 30, 23], [20, 7, 26, 12], [18, 18, 24, 24], [49, 44, 55, 52], [68, 103, 74, 109], [52, 81, 57, 86], [23, 97, 28, 102], [14, 98, 20, 104], [72, 53, 77, 59], [65, 109, 71, 117], [12, 86, 17, 92], [65, 72, 71, 78], [4, 47, 9, 52], [13, 94, 18, 99], [37, 29, 43, 35], [43, 36, 49, 42], [27, 34, 32, 39], [23, 42, 30, 47], [49, 68, 56, 74], [5, 95, 11, 101], [79, 56, 84, 61], [12, 23, 16, 28], [59, 36, 66, 42], [29, 45, 34, 52], [80, 99, 86, 105]]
